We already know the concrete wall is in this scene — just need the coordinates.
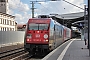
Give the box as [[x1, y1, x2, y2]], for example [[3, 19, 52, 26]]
[[0, 31, 25, 47]]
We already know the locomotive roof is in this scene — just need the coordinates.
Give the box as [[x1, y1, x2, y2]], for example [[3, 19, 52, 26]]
[[29, 18, 51, 20], [30, 18, 63, 26], [29, 18, 70, 30]]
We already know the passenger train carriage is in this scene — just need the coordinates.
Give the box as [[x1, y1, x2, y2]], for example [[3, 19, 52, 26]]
[[24, 16, 71, 55]]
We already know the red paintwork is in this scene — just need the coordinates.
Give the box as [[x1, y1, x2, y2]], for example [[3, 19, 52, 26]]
[[26, 30, 49, 44], [26, 18, 50, 44], [28, 18, 50, 24], [63, 28, 66, 41]]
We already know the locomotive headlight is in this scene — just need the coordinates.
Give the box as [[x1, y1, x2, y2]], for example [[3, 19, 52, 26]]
[[27, 34, 32, 38], [27, 39, 30, 42], [45, 39, 48, 42], [44, 34, 48, 39]]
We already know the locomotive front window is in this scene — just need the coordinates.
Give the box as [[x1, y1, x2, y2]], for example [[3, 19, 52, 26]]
[[39, 24, 48, 30], [29, 24, 38, 30], [29, 24, 49, 30]]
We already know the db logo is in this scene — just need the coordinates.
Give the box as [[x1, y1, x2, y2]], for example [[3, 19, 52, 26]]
[[36, 34, 40, 38]]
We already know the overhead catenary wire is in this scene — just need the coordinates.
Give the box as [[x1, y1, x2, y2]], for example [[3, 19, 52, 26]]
[[33, 1, 62, 15], [49, 0, 84, 10], [48, 1, 61, 13], [61, 0, 84, 10], [38, 3, 52, 14], [30, 0, 85, 18], [30, 1, 52, 17]]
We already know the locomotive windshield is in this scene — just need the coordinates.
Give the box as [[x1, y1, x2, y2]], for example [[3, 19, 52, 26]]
[[29, 23, 49, 30]]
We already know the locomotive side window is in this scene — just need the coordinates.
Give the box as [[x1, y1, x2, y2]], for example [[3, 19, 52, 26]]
[[59, 26, 62, 37], [54, 25, 55, 31], [50, 20, 54, 36]]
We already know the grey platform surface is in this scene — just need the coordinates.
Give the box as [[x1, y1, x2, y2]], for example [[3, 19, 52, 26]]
[[63, 39, 90, 60], [42, 39, 90, 60]]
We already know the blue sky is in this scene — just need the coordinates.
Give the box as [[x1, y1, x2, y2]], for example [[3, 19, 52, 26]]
[[84, 0, 88, 4], [8, 0, 87, 24]]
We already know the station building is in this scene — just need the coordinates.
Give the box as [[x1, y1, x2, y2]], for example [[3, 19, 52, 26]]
[[0, 0, 17, 31], [0, 12, 17, 31]]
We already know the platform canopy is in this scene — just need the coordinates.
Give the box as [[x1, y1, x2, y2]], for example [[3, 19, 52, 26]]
[[51, 12, 88, 28]]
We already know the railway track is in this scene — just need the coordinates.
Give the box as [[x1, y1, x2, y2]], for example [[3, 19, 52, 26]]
[[0, 41, 69, 60], [0, 40, 70, 60], [0, 47, 25, 60], [9, 52, 42, 60], [0, 47, 43, 60]]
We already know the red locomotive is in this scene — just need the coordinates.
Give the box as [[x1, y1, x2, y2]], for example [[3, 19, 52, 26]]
[[24, 15, 71, 55]]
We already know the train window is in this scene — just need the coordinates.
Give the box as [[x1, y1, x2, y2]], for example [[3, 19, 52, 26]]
[[28, 23, 49, 30], [39, 24, 49, 30], [29, 24, 38, 30], [54, 25, 55, 31], [50, 20, 54, 29], [59, 27, 63, 37]]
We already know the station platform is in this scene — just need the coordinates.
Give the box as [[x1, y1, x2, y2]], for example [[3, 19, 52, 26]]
[[42, 39, 90, 60]]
